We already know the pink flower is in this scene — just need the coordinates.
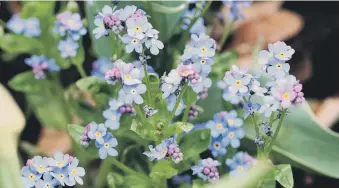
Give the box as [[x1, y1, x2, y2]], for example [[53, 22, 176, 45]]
[[177, 64, 198, 77], [26, 159, 33, 166], [271, 76, 297, 108]]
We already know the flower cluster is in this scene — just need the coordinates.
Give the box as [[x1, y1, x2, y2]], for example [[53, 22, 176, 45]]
[[21, 152, 85, 188], [206, 111, 244, 157], [79, 122, 118, 159], [223, 0, 252, 21], [24, 55, 60, 79], [160, 33, 215, 100], [54, 11, 87, 58], [181, 2, 206, 35], [191, 158, 221, 182], [226, 151, 256, 176], [188, 105, 202, 120], [93, 5, 164, 55], [7, 14, 41, 37], [143, 137, 184, 163], [105, 59, 148, 105]]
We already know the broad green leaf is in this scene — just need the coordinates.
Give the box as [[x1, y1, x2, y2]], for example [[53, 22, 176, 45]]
[[8, 71, 47, 93], [163, 122, 194, 138], [257, 179, 276, 188], [123, 175, 152, 188], [130, 119, 158, 141], [183, 86, 197, 107], [150, 160, 178, 181], [76, 76, 106, 93], [179, 129, 211, 159], [0, 34, 43, 54], [274, 164, 294, 188]]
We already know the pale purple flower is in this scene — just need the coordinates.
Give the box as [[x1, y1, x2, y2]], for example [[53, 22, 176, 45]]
[[258, 41, 295, 65], [87, 123, 107, 144], [102, 108, 121, 130], [267, 60, 290, 79], [67, 158, 86, 186], [118, 84, 147, 104], [223, 65, 252, 95], [143, 141, 168, 161], [271, 75, 298, 108], [126, 17, 151, 40], [121, 34, 143, 53], [145, 36, 164, 55], [258, 96, 280, 117], [58, 37, 79, 58]]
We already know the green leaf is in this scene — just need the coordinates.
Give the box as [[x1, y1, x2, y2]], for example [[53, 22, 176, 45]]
[[67, 124, 99, 159], [8, 71, 47, 93], [179, 129, 211, 159], [123, 175, 152, 188], [150, 160, 178, 181], [0, 34, 43, 54], [274, 164, 294, 188], [76, 76, 106, 93], [163, 122, 194, 138], [183, 86, 197, 107], [257, 179, 276, 188]]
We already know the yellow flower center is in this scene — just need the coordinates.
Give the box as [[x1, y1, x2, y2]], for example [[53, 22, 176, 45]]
[[100, 24, 105, 29], [71, 169, 77, 175], [45, 184, 51, 188], [112, 115, 116, 120], [228, 132, 235, 138], [68, 20, 74, 26], [283, 92, 289, 100], [134, 26, 141, 32], [178, 103, 182, 108], [214, 142, 220, 148], [95, 131, 102, 137], [59, 174, 65, 179], [200, 47, 207, 53], [161, 151, 166, 155], [200, 59, 206, 64], [28, 174, 35, 181], [279, 52, 285, 57], [216, 123, 223, 129], [37, 165, 45, 173], [104, 143, 110, 148], [125, 75, 131, 80], [235, 80, 241, 87], [131, 39, 138, 44], [236, 165, 243, 171], [276, 63, 282, 70], [188, 47, 193, 52], [183, 71, 190, 77], [131, 89, 137, 94], [228, 119, 233, 125], [57, 161, 63, 168]]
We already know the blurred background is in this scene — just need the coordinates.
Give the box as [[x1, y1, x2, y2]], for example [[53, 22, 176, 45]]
[[1, 1, 339, 187]]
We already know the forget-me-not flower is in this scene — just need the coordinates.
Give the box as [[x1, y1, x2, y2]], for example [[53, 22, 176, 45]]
[[271, 75, 298, 108], [209, 136, 228, 157], [118, 84, 147, 104], [258, 96, 280, 117], [102, 108, 121, 130], [67, 158, 86, 186], [222, 127, 245, 148], [191, 158, 221, 182], [226, 151, 256, 176], [267, 59, 290, 79], [24, 17, 41, 37], [91, 57, 114, 79], [223, 65, 252, 95], [143, 141, 168, 161], [93, 16, 109, 39], [119, 62, 143, 85], [25, 55, 60, 80], [35, 173, 59, 188], [95, 133, 119, 159], [121, 34, 143, 53], [166, 94, 186, 116], [145, 36, 164, 55], [47, 151, 70, 169], [31, 156, 51, 174], [243, 101, 261, 119], [58, 37, 79, 58], [21, 166, 41, 188], [206, 119, 227, 138], [87, 122, 107, 144], [258, 41, 295, 65]]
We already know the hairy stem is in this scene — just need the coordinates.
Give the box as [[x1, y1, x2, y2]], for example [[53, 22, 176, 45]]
[[168, 84, 188, 125], [143, 63, 154, 107], [266, 109, 288, 156]]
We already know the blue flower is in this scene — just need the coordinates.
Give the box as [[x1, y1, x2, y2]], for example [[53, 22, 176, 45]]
[[108, 98, 123, 111], [47, 151, 71, 169], [143, 141, 168, 161], [119, 62, 143, 85], [223, 1, 252, 21], [118, 84, 147, 104], [243, 101, 261, 119], [182, 8, 206, 34], [222, 127, 245, 148], [267, 59, 290, 79], [206, 120, 227, 138], [223, 110, 243, 128], [126, 17, 151, 40], [58, 37, 79, 58], [166, 94, 186, 116], [21, 166, 41, 188], [24, 17, 41, 37], [223, 65, 252, 95], [191, 158, 221, 182], [93, 16, 109, 39], [31, 156, 51, 174], [50, 167, 71, 186], [132, 60, 158, 77], [87, 122, 107, 144], [226, 151, 256, 176], [55, 12, 87, 40], [258, 41, 295, 65], [258, 96, 280, 117], [145, 36, 164, 55], [192, 77, 212, 93], [192, 57, 214, 75], [102, 108, 121, 130], [192, 33, 216, 58], [67, 158, 86, 185], [7, 14, 25, 34], [35, 173, 59, 188], [161, 70, 182, 98], [91, 57, 114, 79], [25, 55, 60, 79], [209, 136, 228, 157], [121, 34, 143, 53]]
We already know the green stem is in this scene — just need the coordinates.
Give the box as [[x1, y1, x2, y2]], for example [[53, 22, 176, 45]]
[[168, 84, 188, 125], [178, 1, 212, 50], [96, 159, 112, 188], [218, 21, 234, 51], [266, 109, 288, 156], [132, 104, 148, 125], [0, 19, 14, 33], [269, 112, 275, 126], [182, 103, 192, 123], [143, 63, 154, 107], [76, 64, 87, 78]]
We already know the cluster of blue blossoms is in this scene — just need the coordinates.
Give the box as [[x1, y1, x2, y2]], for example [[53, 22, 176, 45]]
[[21, 152, 85, 188], [226, 151, 256, 176], [80, 122, 119, 159], [7, 14, 41, 37], [222, 0, 252, 21], [143, 137, 184, 164], [207, 111, 244, 156], [54, 11, 87, 58], [181, 1, 207, 35], [93, 5, 164, 55], [24, 55, 60, 79]]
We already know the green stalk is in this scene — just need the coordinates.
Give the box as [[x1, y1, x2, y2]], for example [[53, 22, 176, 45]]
[[182, 104, 191, 123], [143, 63, 154, 107], [75, 64, 87, 78], [178, 1, 212, 50], [243, 97, 261, 155], [168, 84, 187, 125], [269, 112, 275, 126], [218, 21, 234, 51], [266, 109, 288, 156]]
